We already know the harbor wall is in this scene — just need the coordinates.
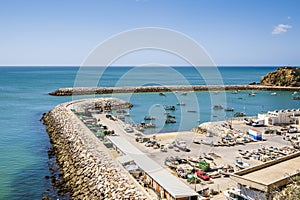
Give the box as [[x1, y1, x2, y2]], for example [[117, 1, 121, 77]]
[[42, 102, 148, 199], [49, 85, 300, 96]]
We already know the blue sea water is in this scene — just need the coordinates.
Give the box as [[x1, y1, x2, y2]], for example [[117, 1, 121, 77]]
[[0, 66, 299, 199]]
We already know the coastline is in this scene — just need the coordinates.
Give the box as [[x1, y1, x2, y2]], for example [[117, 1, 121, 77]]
[[49, 85, 300, 96]]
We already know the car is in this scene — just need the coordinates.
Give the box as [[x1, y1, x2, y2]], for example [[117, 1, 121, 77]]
[[196, 170, 210, 181]]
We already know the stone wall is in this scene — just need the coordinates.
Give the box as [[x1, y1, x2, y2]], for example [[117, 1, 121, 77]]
[[42, 102, 148, 199]]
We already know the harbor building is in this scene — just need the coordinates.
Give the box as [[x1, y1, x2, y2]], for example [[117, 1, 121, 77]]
[[230, 152, 300, 200], [107, 136, 199, 200], [257, 109, 300, 125]]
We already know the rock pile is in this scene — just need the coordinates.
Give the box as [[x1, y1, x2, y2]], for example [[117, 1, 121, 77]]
[[42, 101, 148, 199], [261, 67, 300, 87]]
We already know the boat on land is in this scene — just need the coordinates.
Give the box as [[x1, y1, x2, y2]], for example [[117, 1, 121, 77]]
[[223, 188, 252, 200], [235, 157, 250, 169]]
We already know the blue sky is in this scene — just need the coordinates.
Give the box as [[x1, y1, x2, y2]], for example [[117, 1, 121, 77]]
[[0, 0, 299, 66]]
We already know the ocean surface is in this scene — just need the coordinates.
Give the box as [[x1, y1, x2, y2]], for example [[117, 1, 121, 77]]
[[0, 66, 299, 199]]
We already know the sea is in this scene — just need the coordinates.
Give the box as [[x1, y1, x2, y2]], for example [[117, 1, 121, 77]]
[[0, 66, 299, 199]]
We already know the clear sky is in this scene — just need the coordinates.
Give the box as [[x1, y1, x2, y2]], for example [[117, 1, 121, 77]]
[[0, 0, 299, 66]]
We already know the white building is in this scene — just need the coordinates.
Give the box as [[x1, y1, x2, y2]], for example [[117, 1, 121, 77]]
[[258, 109, 300, 125]]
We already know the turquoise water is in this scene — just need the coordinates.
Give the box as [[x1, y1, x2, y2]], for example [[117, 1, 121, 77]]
[[0, 66, 299, 199]]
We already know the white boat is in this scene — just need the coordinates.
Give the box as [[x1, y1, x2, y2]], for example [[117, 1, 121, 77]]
[[248, 92, 256, 96], [235, 157, 250, 169], [223, 188, 252, 200], [270, 92, 277, 96], [176, 102, 186, 106]]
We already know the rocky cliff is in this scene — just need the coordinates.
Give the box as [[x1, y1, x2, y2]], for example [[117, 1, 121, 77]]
[[261, 67, 300, 87]]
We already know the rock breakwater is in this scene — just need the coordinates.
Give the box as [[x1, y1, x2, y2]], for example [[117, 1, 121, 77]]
[[49, 85, 300, 96], [42, 99, 148, 199]]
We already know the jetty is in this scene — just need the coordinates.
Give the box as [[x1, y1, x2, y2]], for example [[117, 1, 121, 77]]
[[42, 98, 150, 199], [49, 85, 300, 96]]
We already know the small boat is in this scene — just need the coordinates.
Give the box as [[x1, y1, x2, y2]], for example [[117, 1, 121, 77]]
[[270, 92, 277, 96], [180, 92, 187, 96], [223, 188, 252, 200], [164, 105, 176, 110], [225, 108, 234, 112], [159, 92, 166, 96], [293, 96, 300, 100], [231, 90, 239, 94], [144, 116, 155, 120], [176, 102, 186, 106], [165, 119, 176, 124], [187, 110, 197, 113], [235, 157, 250, 169], [234, 112, 246, 117], [166, 114, 175, 118], [248, 92, 256, 96], [213, 105, 223, 110]]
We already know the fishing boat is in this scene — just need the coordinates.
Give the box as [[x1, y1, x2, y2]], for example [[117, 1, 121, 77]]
[[144, 116, 155, 120], [166, 114, 175, 118], [213, 105, 223, 110], [292, 96, 300, 100], [248, 92, 256, 96], [165, 119, 176, 124], [223, 188, 252, 200], [164, 105, 176, 110], [234, 112, 246, 117]]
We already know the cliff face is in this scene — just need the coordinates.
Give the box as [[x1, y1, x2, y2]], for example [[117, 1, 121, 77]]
[[261, 67, 300, 87]]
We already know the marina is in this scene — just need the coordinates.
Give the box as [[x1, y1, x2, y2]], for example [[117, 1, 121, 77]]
[[66, 97, 300, 199]]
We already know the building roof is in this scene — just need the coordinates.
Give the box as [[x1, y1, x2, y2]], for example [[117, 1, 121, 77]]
[[107, 136, 199, 198], [231, 152, 300, 192]]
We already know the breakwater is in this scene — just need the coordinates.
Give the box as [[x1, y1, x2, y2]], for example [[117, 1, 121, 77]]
[[49, 85, 300, 96], [42, 99, 148, 199]]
